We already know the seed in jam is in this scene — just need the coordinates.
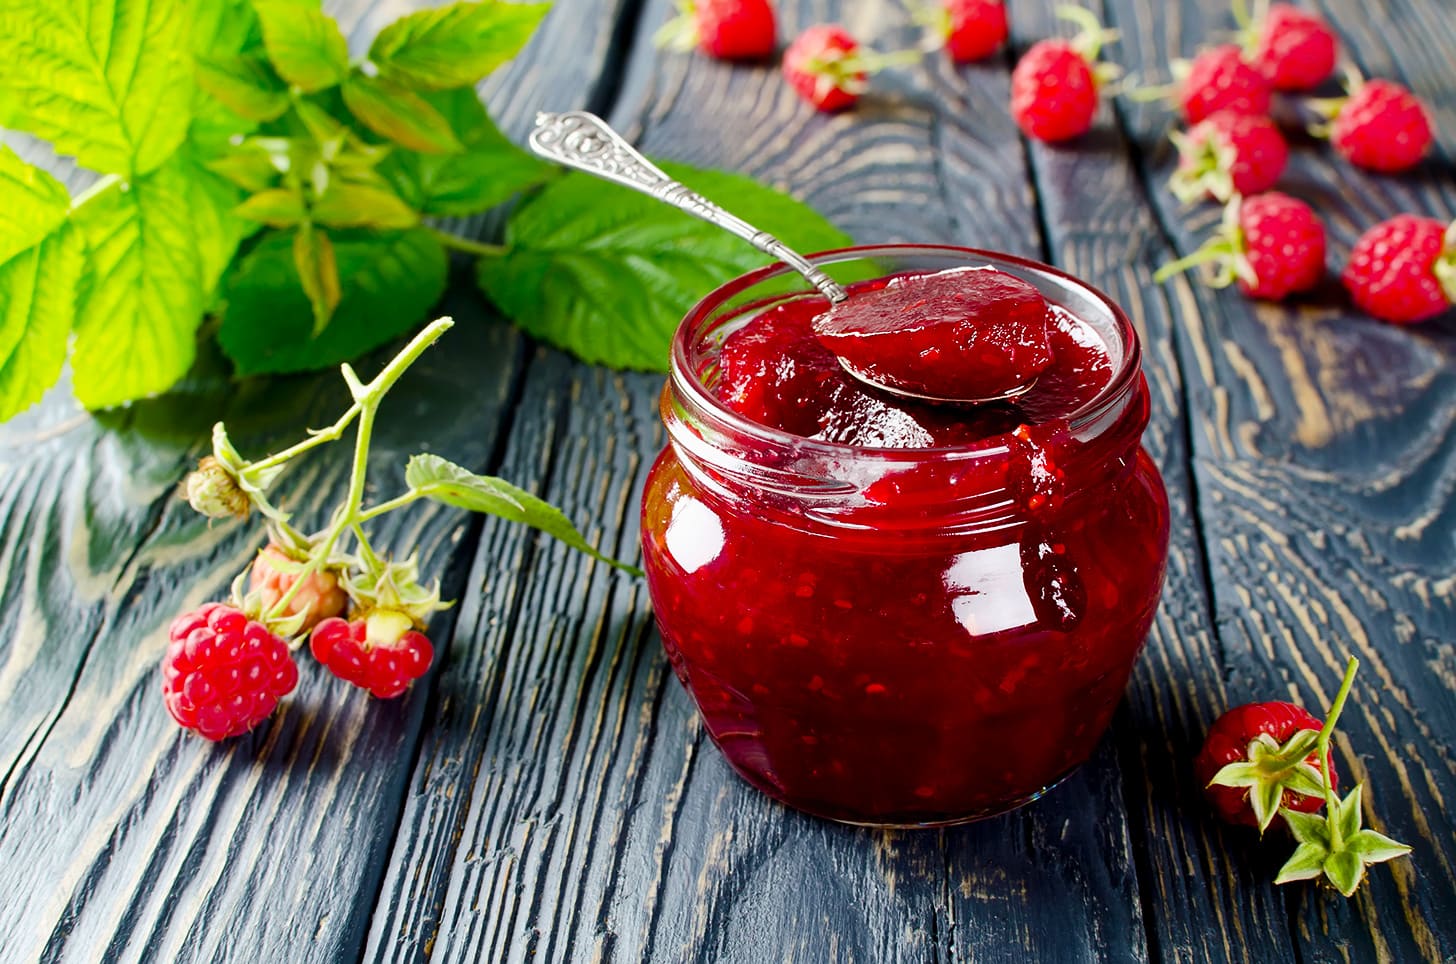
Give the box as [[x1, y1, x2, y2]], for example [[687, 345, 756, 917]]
[[811, 266, 1054, 403]]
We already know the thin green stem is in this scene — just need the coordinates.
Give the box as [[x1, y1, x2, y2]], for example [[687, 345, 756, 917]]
[[261, 318, 454, 624], [1318, 656, 1360, 849], [248, 407, 364, 474], [431, 227, 506, 258], [355, 490, 425, 524], [351, 523, 382, 571]]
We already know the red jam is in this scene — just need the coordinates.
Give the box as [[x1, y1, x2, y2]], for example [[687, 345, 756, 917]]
[[811, 266, 1054, 402], [641, 248, 1170, 826]]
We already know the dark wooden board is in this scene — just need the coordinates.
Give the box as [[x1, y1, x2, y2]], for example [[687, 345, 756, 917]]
[[1, 0, 1452, 961], [1104, 0, 1456, 960]]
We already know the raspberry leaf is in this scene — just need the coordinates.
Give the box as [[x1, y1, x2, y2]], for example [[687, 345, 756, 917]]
[[379, 88, 555, 217], [404, 453, 642, 573], [0, 0, 193, 176], [253, 1, 350, 92], [342, 72, 464, 154], [368, 0, 550, 90], [311, 183, 420, 230], [219, 228, 446, 375], [293, 224, 342, 334], [0, 147, 72, 266], [237, 189, 309, 228], [0, 225, 84, 420], [194, 53, 290, 123], [70, 155, 245, 409], [479, 161, 851, 371]]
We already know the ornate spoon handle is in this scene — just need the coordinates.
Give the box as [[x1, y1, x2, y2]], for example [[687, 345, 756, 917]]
[[529, 110, 849, 304]]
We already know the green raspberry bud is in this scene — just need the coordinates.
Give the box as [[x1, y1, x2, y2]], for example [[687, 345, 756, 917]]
[[185, 456, 251, 519]]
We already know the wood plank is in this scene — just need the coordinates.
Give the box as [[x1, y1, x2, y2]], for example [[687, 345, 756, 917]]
[[367, 2, 1177, 961], [1104, 0, 1456, 960]]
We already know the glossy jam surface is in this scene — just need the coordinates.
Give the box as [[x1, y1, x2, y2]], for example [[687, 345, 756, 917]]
[[642, 257, 1170, 825], [811, 267, 1054, 402]]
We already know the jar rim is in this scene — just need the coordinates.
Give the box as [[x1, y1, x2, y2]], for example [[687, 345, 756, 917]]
[[670, 244, 1143, 461]]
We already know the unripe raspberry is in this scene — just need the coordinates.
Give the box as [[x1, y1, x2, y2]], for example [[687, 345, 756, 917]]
[[185, 456, 250, 519]]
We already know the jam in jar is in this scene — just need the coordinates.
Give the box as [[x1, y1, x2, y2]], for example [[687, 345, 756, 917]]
[[641, 246, 1170, 826]]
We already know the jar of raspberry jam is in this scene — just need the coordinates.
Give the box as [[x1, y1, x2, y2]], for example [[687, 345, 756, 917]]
[[641, 246, 1170, 826]]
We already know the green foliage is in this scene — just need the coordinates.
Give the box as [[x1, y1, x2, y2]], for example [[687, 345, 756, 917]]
[[405, 454, 639, 572], [0, 0, 850, 421], [478, 163, 853, 370]]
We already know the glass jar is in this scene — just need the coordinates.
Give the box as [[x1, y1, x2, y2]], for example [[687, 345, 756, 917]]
[[640, 246, 1170, 826]]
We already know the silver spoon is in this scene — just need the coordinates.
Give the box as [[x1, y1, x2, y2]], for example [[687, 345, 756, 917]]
[[528, 111, 1035, 405]]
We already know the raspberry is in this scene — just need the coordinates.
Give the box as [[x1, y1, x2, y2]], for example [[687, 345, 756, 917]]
[[1342, 215, 1456, 324], [1327, 80, 1434, 174], [943, 0, 1008, 63], [1243, 3, 1338, 91], [782, 25, 918, 113], [1009, 8, 1118, 143], [1169, 111, 1288, 203], [162, 603, 299, 741], [249, 544, 347, 633], [654, 0, 776, 61], [310, 611, 434, 699], [1179, 45, 1272, 123], [1156, 192, 1325, 301]]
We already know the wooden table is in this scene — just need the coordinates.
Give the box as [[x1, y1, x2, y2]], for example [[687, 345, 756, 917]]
[[2, 0, 1452, 960]]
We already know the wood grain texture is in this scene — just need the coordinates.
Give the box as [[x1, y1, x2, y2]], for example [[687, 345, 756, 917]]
[[1104, 0, 1456, 960]]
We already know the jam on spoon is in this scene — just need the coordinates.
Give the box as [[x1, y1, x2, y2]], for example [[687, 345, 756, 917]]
[[810, 266, 1055, 404]]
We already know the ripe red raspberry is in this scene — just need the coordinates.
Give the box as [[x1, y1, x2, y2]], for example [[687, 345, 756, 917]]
[[1169, 110, 1288, 203], [1243, 3, 1338, 91], [1327, 80, 1434, 174], [310, 611, 434, 699], [1196, 700, 1336, 830], [248, 544, 347, 633], [782, 25, 914, 113], [162, 603, 299, 741], [1157, 192, 1325, 301], [1179, 45, 1272, 123], [1342, 215, 1456, 324], [653, 0, 776, 61], [1010, 8, 1118, 142], [943, 0, 1008, 63]]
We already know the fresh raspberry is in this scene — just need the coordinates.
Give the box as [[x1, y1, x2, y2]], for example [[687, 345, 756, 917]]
[[1179, 45, 1272, 123], [1342, 215, 1456, 324], [653, 0, 776, 61], [1327, 80, 1435, 174], [782, 25, 915, 113], [1157, 192, 1325, 301], [162, 603, 299, 741], [310, 611, 434, 699], [248, 544, 347, 633], [943, 0, 1008, 63], [1196, 700, 1335, 830], [1242, 3, 1338, 91], [1169, 111, 1288, 203], [1009, 8, 1118, 142]]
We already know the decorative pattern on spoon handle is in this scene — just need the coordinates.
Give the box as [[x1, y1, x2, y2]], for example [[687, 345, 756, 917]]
[[529, 111, 848, 303]]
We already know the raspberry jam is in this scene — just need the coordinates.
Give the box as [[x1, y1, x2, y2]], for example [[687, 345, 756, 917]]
[[641, 247, 1170, 826]]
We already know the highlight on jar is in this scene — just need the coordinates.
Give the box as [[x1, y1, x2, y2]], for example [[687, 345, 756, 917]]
[[640, 246, 1171, 827]]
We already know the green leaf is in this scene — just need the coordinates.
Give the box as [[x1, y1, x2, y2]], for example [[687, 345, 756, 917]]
[[252, 0, 349, 92], [218, 227, 447, 374], [0, 224, 84, 420], [380, 88, 554, 217], [368, 0, 549, 89], [236, 188, 308, 227], [480, 161, 852, 371], [69, 163, 217, 408], [0, 0, 194, 175], [342, 72, 463, 154], [1274, 841, 1330, 885], [207, 143, 284, 193], [311, 183, 420, 229], [195, 53, 290, 122], [189, 0, 267, 148], [293, 223, 340, 333], [0, 146, 72, 265], [404, 453, 640, 573]]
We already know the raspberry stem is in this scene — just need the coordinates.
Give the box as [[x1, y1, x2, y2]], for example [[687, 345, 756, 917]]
[[1317, 656, 1359, 849]]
